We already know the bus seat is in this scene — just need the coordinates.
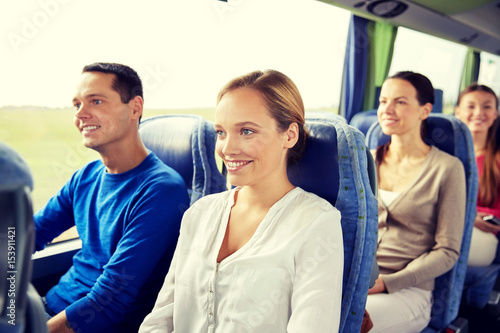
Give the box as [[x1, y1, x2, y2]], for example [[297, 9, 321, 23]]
[[139, 114, 227, 205], [471, 121, 500, 312], [0, 142, 47, 333], [1, 186, 48, 333], [288, 116, 378, 333], [305, 110, 347, 122], [433, 89, 443, 113], [457, 121, 500, 328], [365, 114, 478, 331], [349, 109, 377, 136]]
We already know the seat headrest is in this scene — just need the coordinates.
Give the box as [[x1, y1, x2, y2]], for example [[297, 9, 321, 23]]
[[139, 115, 226, 204], [305, 111, 347, 123], [140, 116, 197, 186], [0, 142, 33, 191], [288, 120, 340, 205], [366, 114, 455, 155], [349, 109, 377, 136]]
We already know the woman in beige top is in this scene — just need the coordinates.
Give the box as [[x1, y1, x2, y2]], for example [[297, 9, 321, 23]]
[[366, 71, 466, 332]]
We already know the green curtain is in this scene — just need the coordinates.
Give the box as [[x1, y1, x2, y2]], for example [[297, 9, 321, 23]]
[[459, 48, 480, 93], [362, 21, 398, 111]]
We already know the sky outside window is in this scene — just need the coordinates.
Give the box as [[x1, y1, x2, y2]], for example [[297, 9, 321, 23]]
[[0, 0, 349, 110]]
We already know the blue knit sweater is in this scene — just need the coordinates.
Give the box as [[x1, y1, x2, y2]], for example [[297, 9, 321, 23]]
[[34, 153, 189, 332]]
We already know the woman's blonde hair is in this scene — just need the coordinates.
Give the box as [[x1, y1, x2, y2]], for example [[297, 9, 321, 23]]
[[217, 69, 308, 166]]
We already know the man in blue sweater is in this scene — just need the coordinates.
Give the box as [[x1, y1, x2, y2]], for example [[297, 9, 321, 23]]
[[34, 63, 190, 333]]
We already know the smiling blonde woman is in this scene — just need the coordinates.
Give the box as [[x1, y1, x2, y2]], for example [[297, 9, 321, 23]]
[[140, 70, 344, 333]]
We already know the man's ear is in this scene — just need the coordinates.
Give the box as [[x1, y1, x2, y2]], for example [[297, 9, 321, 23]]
[[284, 122, 299, 149], [130, 96, 144, 120]]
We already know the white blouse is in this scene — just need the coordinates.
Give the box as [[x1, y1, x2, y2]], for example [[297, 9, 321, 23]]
[[139, 187, 343, 333]]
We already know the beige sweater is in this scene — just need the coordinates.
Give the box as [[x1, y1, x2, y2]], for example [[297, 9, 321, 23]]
[[376, 146, 466, 293]]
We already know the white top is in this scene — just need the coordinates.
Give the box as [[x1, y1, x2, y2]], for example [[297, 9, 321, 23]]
[[378, 189, 400, 207], [140, 187, 343, 333]]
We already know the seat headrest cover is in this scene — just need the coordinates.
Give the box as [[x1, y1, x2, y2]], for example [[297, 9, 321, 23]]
[[291, 115, 379, 332], [349, 109, 378, 136], [366, 114, 456, 155], [288, 120, 340, 204], [139, 115, 226, 205], [0, 142, 33, 191], [305, 111, 347, 123], [140, 116, 196, 185]]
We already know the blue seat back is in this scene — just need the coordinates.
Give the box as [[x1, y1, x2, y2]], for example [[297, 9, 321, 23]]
[[0, 142, 47, 333], [366, 114, 478, 330], [305, 110, 347, 123], [139, 114, 227, 204], [0, 186, 39, 333], [288, 116, 378, 332], [433, 89, 443, 113], [349, 109, 377, 136]]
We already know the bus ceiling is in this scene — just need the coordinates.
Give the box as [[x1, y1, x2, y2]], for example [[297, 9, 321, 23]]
[[317, 0, 500, 55]]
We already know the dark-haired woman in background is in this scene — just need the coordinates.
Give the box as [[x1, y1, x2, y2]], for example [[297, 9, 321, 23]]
[[456, 83, 500, 308], [366, 71, 466, 332]]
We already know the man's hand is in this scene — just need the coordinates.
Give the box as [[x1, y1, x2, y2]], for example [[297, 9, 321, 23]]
[[47, 310, 75, 333], [368, 277, 386, 295]]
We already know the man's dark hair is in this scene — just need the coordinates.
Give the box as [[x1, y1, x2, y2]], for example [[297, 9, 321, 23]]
[[82, 62, 143, 103]]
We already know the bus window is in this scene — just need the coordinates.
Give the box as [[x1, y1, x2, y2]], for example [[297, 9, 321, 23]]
[[1, 0, 350, 242], [389, 27, 468, 113], [478, 52, 500, 97]]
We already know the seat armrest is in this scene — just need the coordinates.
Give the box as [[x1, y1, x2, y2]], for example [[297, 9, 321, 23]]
[[31, 239, 82, 295]]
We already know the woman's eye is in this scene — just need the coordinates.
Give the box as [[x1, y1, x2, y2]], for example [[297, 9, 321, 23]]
[[242, 128, 254, 135], [73, 103, 81, 110], [216, 130, 225, 137], [93, 99, 102, 105]]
